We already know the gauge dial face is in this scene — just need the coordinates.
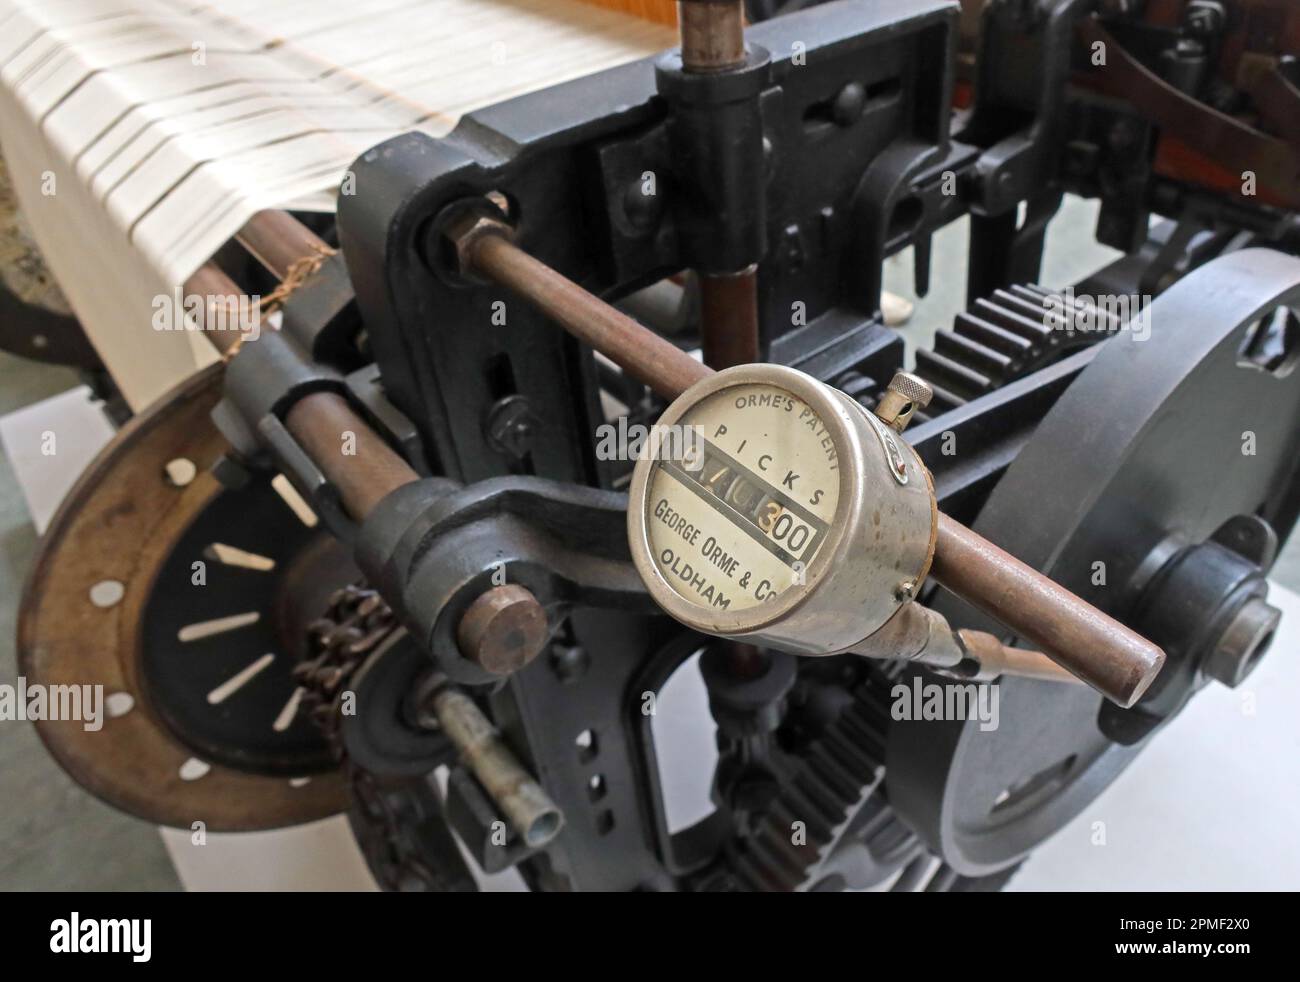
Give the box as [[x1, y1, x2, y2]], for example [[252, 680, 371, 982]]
[[641, 382, 841, 615]]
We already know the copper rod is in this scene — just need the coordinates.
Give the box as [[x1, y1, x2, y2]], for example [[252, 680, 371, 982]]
[[932, 514, 1165, 707], [182, 210, 328, 355], [235, 209, 330, 280], [699, 265, 760, 369], [192, 211, 414, 521], [678, 0, 746, 73], [467, 232, 712, 400], [284, 391, 417, 522], [182, 262, 255, 356], [679, 2, 761, 379]]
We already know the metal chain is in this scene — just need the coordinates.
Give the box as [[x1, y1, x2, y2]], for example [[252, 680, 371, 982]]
[[294, 583, 397, 754], [294, 584, 471, 891]]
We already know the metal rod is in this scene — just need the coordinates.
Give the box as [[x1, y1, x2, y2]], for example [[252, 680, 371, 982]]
[[931, 514, 1165, 707], [678, 1, 762, 388], [466, 231, 712, 400], [677, 3, 763, 683], [699, 265, 760, 369], [182, 262, 254, 356], [284, 391, 417, 522], [192, 209, 411, 522], [235, 209, 330, 280], [955, 630, 1085, 686], [678, 0, 746, 73], [184, 210, 330, 355]]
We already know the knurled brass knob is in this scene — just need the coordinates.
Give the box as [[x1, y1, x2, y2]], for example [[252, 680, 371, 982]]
[[873, 371, 933, 432]]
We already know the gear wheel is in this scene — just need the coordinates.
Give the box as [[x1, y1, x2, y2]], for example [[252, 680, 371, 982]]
[[731, 282, 1134, 891], [911, 284, 1126, 421], [730, 670, 912, 891]]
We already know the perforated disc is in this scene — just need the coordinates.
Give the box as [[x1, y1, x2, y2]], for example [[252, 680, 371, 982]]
[[17, 364, 348, 830]]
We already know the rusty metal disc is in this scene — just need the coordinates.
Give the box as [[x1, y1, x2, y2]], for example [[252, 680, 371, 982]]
[[17, 364, 350, 830]]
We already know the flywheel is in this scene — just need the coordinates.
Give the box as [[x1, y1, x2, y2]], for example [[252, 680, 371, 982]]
[[17, 364, 353, 830], [887, 248, 1300, 876]]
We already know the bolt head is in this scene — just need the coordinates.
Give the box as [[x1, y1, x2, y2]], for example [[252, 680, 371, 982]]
[[832, 82, 867, 125], [486, 395, 538, 459]]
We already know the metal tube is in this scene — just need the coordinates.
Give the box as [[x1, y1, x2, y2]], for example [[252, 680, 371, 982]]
[[432, 686, 564, 848], [466, 232, 712, 400], [931, 514, 1165, 707]]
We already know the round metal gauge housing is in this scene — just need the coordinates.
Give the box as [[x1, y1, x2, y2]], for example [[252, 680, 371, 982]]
[[628, 363, 937, 655]]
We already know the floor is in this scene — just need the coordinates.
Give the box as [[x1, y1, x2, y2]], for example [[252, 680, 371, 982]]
[[0, 352, 180, 890], [1, 195, 1297, 891]]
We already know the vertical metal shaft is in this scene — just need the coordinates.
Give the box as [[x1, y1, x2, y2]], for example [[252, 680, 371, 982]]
[[678, 0, 747, 73], [678, 0, 761, 376], [699, 264, 760, 368], [679, 0, 765, 679]]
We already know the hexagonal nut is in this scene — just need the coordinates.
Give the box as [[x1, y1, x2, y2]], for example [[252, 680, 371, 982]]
[[445, 210, 513, 278]]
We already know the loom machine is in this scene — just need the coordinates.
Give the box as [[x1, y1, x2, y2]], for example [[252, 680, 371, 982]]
[[4, 0, 1299, 890]]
